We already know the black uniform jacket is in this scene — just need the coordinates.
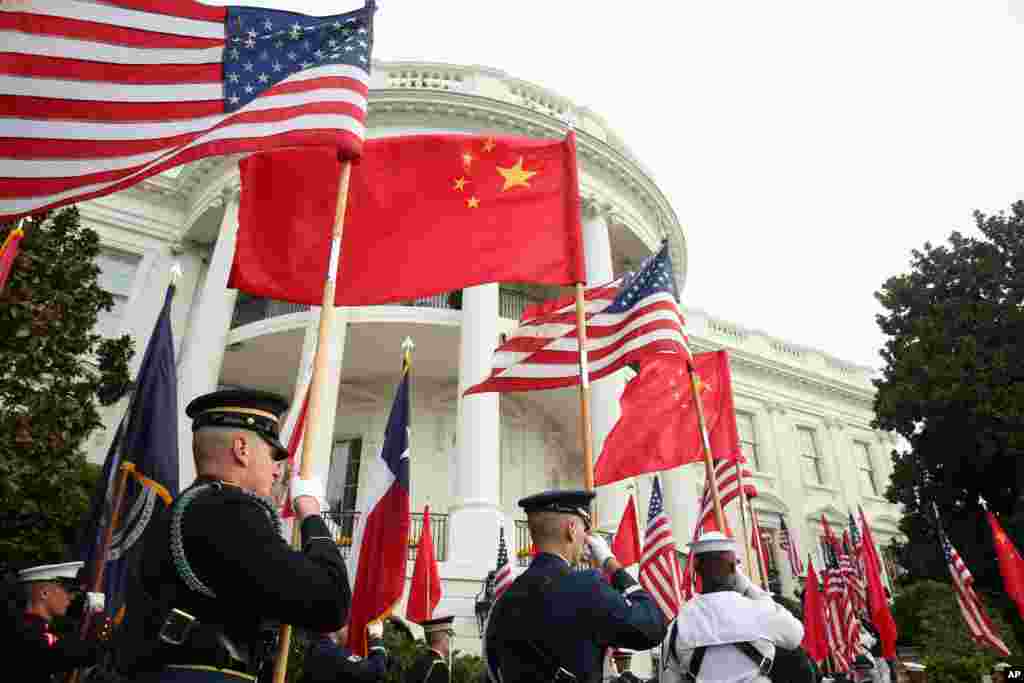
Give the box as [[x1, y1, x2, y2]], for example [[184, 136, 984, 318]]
[[118, 478, 351, 674], [484, 553, 666, 683], [17, 613, 102, 683], [300, 634, 387, 683], [406, 649, 448, 683]]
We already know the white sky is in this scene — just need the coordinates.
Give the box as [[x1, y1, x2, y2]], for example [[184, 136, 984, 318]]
[[230, 0, 1024, 369]]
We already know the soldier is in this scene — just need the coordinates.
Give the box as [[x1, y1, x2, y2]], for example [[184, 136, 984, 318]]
[[13, 561, 111, 683], [300, 622, 388, 683], [484, 489, 667, 683], [407, 616, 454, 683], [116, 390, 351, 682]]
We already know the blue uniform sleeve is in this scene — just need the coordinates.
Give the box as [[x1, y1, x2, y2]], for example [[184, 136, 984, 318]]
[[584, 569, 668, 651], [305, 636, 388, 683]]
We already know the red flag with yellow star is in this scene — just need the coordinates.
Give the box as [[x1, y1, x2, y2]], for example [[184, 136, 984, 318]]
[[595, 350, 742, 486], [985, 509, 1024, 621], [228, 133, 585, 306]]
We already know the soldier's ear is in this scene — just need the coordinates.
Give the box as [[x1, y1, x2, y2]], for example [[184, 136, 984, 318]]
[[232, 434, 250, 466]]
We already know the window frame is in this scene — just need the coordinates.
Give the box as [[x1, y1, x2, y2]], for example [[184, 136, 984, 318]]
[[855, 440, 879, 497], [797, 425, 825, 485], [736, 410, 760, 471]]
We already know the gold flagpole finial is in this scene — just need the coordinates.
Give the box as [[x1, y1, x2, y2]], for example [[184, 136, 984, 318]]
[[402, 336, 415, 366]]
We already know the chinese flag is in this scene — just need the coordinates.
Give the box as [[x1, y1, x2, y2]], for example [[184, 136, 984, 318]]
[[802, 560, 830, 664], [986, 510, 1024, 622], [595, 350, 742, 486], [229, 134, 585, 306], [858, 507, 898, 659], [612, 495, 642, 568], [406, 505, 442, 624]]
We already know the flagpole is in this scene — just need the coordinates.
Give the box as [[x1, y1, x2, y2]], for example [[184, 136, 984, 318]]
[[734, 462, 761, 588], [271, 160, 353, 683], [574, 283, 596, 498], [686, 360, 726, 531]]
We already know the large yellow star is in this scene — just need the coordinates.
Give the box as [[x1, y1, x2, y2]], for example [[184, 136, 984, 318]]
[[453, 177, 467, 191], [496, 156, 537, 191], [466, 196, 480, 209]]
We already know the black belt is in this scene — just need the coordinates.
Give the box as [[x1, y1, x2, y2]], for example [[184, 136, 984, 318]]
[[157, 608, 253, 675]]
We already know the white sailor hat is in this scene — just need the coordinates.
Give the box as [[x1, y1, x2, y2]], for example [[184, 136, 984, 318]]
[[688, 531, 738, 555], [17, 561, 83, 585]]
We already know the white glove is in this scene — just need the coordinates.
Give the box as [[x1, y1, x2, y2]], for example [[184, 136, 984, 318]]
[[586, 534, 614, 568], [367, 621, 384, 640], [291, 476, 326, 513], [733, 569, 753, 596], [85, 592, 105, 613]]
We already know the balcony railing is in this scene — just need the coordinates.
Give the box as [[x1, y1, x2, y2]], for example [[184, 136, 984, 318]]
[[322, 510, 448, 562], [231, 289, 541, 329]]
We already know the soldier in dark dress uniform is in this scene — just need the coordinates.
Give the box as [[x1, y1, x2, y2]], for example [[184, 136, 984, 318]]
[[484, 490, 667, 683], [13, 561, 111, 683], [406, 616, 454, 683], [300, 622, 388, 683], [115, 390, 352, 683]]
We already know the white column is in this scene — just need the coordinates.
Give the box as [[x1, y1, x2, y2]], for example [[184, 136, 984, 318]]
[[583, 200, 630, 531], [448, 283, 502, 568], [175, 190, 241, 488]]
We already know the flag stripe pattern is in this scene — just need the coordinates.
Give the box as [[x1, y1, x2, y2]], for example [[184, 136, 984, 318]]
[[466, 244, 689, 394], [779, 516, 805, 576], [0, 1, 373, 221], [640, 476, 684, 620], [823, 567, 851, 672], [939, 525, 1011, 656], [697, 458, 757, 532], [494, 527, 514, 599]]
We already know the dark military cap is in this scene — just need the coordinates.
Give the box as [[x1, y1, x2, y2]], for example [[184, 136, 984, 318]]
[[518, 489, 595, 529], [186, 389, 290, 460], [420, 615, 455, 634]]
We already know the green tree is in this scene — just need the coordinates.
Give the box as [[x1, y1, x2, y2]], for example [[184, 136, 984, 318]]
[[873, 201, 1024, 598], [0, 208, 134, 567]]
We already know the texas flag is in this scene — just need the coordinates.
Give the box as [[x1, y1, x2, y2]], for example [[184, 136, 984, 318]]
[[346, 354, 411, 656]]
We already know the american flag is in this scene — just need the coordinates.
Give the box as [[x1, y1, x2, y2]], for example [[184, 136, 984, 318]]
[[494, 526, 515, 599], [0, 0, 374, 222], [823, 567, 852, 672], [939, 524, 1011, 656], [696, 457, 757, 533], [779, 516, 805, 576], [640, 475, 684, 619], [466, 243, 689, 394], [841, 531, 868, 617]]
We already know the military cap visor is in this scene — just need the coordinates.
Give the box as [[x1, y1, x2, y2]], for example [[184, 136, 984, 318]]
[[187, 390, 291, 460], [420, 615, 455, 634], [518, 489, 595, 529]]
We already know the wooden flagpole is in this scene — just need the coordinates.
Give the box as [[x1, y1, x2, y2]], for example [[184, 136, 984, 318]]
[[574, 283, 596, 496], [734, 462, 761, 587], [271, 160, 353, 683], [686, 361, 726, 532]]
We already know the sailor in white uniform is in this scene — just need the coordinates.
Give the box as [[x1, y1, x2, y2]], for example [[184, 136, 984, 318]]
[[661, 532, 804, 683]]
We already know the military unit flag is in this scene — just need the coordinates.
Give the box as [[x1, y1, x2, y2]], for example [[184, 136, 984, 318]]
[[0, 1, 375, 221], [936, 513, 1010, 656], [467, 242, 687, 396], [229, 133, 585, 306], [639, 476, 684, 620]]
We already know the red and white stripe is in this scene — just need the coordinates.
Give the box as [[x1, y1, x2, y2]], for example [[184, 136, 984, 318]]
[[494, 556, 514, 599], [0, 0, 368, 220], [779, 520, 805, 577], [640, 511, 683, 617], [823, 568, 851, 672], [466, 282, 690, 394], [945, 537, 1011, 656], [697, 458, 757, 532]]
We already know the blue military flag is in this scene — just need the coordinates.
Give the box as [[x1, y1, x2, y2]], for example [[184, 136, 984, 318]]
[[78, 283, 179, 617]]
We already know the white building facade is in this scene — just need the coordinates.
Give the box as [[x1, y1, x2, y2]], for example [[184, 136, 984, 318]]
[[78, 61, 903, 658]]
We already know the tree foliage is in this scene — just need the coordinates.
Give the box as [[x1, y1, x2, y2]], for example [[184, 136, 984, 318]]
[[873, 201, 1024, 593], [0, 208, 134, 566]]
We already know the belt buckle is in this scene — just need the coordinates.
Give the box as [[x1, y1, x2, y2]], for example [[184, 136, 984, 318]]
[[159, 608, 197, 646]]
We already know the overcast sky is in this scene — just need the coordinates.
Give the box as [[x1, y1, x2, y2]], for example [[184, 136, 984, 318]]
[[228, 0, 1024, 369]]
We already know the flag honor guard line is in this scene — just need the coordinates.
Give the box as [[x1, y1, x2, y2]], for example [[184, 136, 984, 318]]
[[271, 158, 354, 683]]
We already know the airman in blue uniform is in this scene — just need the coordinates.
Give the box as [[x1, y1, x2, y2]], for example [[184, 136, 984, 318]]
[[483, 490, 667, 683]]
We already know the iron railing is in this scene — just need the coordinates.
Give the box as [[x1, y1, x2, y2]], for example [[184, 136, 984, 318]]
[[322, 510, 448, 562], [231, 289, 540, 329], [513, 519, 607, 570]]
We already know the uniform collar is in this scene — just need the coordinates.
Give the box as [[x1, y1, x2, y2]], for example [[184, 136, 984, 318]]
[[534, 551, 572, 569]]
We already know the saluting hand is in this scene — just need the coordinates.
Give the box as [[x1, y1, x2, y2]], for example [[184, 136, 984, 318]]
[[585, 534, 615, 571]]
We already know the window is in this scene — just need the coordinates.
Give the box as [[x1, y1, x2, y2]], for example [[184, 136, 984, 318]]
[[326, 438, 363, 543], [737, 411, 760, 470], [95, 248, 140, 337], [797, 426, 824, 484], [856, 441, 879, 496]]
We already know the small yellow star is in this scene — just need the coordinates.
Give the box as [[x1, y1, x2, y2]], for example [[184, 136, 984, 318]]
[[496, 156, 537, 191], [462, 151, 474, 167], [466, 196, 480, 208], [453, 177, 467, 191], [482, 138, 496, 152]]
